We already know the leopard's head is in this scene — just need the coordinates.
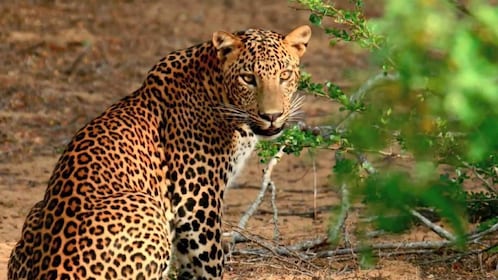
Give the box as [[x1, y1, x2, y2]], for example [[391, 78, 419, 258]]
[[213, 25, 311, 139]]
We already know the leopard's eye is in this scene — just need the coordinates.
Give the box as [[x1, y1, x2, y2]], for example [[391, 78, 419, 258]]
[[239, 74, 257, 86], [279, 70, 293, 82]]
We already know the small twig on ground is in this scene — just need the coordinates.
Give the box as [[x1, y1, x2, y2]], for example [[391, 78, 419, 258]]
[[409, 208, 456, 241], [233, 146, 285, 243], [379, 249, 435, 257], [256, 205, 333, 218], [229, 227, 324, 261], [65, 44, 92, 76], [315, 240, 453, 258], [227, 260, 316, 278], [232, 228, 319, 273], [472, 167, 497, 194], [366, 230, 386, 238], [459, 160, 497, 194], [468, 221, 498, 242], [420, 242, 498, 265], [285, 236, 328, 252]]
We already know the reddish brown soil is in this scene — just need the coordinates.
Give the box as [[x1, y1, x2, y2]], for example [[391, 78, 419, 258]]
[[0, 1, 496, 279]]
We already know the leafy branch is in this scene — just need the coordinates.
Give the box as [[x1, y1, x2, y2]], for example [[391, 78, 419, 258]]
[[291, 0, 383, 49]]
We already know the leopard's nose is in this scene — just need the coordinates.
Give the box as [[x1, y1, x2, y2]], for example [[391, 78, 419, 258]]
[[259, 112, 283, 122]]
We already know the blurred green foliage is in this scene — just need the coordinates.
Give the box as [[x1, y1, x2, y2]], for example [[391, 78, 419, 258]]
[[371, 0, 498, 161], [258, 0, 498, 244]]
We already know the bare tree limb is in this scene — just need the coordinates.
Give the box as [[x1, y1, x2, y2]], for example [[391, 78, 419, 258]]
[[468, 221, 498, 242], [356, 154, 459, 242], [285, 236, 328, 252], [328, 183, 350, 243], [256, 205, 333, 218], [233, 146, 286, 243], [315, 240, 452, 258], [269, 181, 279, 241], [409, 209, 456, 241]]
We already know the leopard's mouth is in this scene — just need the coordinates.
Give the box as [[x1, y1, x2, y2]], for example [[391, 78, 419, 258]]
[[250, 124, 285, 137]]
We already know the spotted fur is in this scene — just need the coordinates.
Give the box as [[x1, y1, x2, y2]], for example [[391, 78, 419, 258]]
[[8, 25, 311, 280]]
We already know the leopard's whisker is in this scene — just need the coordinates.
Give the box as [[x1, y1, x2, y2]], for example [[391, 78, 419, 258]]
[[285, 96, 305, 119], [290, 95, 305, 109], [288, 111, 305, 120]]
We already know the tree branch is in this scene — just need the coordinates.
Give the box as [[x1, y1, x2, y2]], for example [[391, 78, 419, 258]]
[[328, 183, 350, 243], [233, 146, 286, 243], [409, 208, 456, 241], [337, 72, 400, 130], [269, 181, 280, 241]]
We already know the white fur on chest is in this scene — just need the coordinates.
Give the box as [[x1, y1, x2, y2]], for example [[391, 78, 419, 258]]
[[227, 129, 258, 188]]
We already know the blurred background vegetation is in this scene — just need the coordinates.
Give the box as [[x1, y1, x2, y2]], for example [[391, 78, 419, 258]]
[[261, 0, 498, 251]]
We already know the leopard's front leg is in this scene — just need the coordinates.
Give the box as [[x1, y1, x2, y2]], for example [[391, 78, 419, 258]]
[[172, 188, 225, 280]]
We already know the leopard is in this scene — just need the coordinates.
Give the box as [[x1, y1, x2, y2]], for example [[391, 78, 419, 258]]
[[8, 25, 311, 280]]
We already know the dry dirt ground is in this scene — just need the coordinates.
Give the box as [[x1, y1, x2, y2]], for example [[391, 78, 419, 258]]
[[0, 1, 496, 279]]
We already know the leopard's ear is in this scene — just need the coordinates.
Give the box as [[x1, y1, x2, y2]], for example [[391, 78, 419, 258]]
[[284, 25, 312, 58], [212, 31, 242, 62]]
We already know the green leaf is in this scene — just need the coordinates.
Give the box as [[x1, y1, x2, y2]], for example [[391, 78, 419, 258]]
[[309, 13, 322, 26]]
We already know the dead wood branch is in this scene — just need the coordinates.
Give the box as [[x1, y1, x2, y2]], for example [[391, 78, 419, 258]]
[[269, 181, 279, 241], [357, 154, 459, 242], [468, 221, 498, 242], [232, 146, 285, 243], [232, 229, 319, 273], [256, 205, 333, 218], [233, 221, 498, 261], [328, 183, 350, 243], [233, 237, 453, 260], [409, 209, 456, 241]]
